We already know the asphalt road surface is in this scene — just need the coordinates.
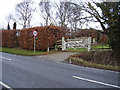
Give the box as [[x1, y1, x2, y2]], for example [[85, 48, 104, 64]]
[[0, 52, 120, 89]]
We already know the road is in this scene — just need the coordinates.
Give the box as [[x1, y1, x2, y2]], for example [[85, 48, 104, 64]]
[[0, 52, 120, 89]]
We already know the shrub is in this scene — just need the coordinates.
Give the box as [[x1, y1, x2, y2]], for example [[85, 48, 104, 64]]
[[2, 26, 67, 50], [2, 30, 18, 48], [0, 30, 2, 46], [100, 34, 109, 43], [19, 27, 53, 50]]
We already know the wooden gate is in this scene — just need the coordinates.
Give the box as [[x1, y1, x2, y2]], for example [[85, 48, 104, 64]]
[[62, 37, 91, 52]]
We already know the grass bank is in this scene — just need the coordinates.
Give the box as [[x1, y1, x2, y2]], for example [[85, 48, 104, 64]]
[[66, 44, 111, 52], [92, 44, 110, 48], [0, 47, 49, 56], [66, 57, 120, 72], [67, 48, 87, 52]]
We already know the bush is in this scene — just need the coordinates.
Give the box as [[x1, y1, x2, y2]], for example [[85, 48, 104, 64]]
[[2, 30, 18, 48], [18, 27, 55, 50], [2, 26, 67, 51], [0, 30, 2, 46], [100, 34, 109, 44], [70, 51, 118, 66]]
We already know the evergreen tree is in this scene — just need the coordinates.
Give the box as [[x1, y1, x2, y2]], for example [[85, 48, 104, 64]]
[[7, 23, 10, 30], [13, 22, 17, 29], [97, 2, 120, 62], [84, 1, 120, 62]]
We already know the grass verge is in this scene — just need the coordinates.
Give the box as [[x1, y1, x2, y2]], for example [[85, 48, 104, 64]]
[[67, 48, 88, 52], [66, 44, 111, 52], [92, 44, 110, 48], [66, 57, 120, 72], [91, 44, 112, 51], [0, 47, 49, 56]]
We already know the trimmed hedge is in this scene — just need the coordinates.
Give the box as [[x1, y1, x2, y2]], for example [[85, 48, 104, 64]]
[[100, 34, 109, 43], [2, 26, 66, 51], [76, 30, 109, 43], [0, 30, 2, 46], [76, 30, 99, 38], [2, 30, 18, 48]]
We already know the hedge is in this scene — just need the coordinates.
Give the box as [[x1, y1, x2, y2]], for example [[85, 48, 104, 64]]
[[76, 30, 109, 43], [2, 26, 67, 51], [0, 30, 2, 46], [2, 30, 18, 48]]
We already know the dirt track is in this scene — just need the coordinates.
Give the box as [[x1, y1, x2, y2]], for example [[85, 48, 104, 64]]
[[38, 52, 78, 62]]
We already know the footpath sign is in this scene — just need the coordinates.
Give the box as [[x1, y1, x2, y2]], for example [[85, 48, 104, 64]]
[[33, 31, 38, 53]]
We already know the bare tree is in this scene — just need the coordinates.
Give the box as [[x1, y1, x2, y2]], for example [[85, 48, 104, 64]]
[[5, 14, 13, 30], [55, 1, 72, 27], [6, 14, 13, 23], [77, 1, 104, 29], [39, 1, 52, 26], [15, 0, 36, 28], [68, 2, 83, 32], [55, 1, 83, 30]]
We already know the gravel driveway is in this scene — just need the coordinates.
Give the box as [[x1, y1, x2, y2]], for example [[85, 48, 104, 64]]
[[37, 52, 78, 62]]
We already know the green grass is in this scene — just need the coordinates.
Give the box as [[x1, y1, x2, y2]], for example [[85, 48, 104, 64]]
[[66, 44, 111, 52], [0, 47, 48, 56], [91, 44, 112, 51], [67, 48, 87, 52], [0, 47, 2, 52], [67, 57, 120, 72], [92, 44, 110, 48]]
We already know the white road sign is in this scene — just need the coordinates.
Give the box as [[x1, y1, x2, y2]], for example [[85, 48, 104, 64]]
[[33, 31, 38, 37]]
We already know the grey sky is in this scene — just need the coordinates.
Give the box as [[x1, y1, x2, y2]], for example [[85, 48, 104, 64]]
[[0, 0, 103, 30]]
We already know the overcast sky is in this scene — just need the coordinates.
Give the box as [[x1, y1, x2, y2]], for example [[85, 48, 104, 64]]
[[0, 0, 104, 30], [0, 0, 40, 29]]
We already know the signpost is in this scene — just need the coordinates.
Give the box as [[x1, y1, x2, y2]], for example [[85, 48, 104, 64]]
[[33, 31, 38, 53]]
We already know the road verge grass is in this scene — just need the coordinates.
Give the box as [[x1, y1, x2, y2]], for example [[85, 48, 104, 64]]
[[0, 47, 49, 56], [67, 48, 87, 52], [92, 44, 110, 48], [66, 57, 120, 72], [66, 44, 111, 52]]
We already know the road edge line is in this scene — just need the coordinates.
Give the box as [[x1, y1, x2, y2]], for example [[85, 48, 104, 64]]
[[0, 56, 12, 60], [0, 81, 12, 89], [73, 76, 120, 88]]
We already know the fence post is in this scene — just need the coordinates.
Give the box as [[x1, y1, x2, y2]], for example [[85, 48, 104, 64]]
[[88, 37, 91, 52], [47, 47, 49, 52], [62, 37, 66, 51]]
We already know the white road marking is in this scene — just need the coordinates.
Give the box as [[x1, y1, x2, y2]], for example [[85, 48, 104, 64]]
[[0, 56, 12, 61], [0, 81, 12, 89], [73, 76, 120, 88]]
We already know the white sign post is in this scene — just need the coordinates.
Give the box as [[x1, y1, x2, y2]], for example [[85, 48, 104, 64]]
[[87, 37, 91, 52], [62, 37, 66, 51], [33, 31, 38, 53]]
